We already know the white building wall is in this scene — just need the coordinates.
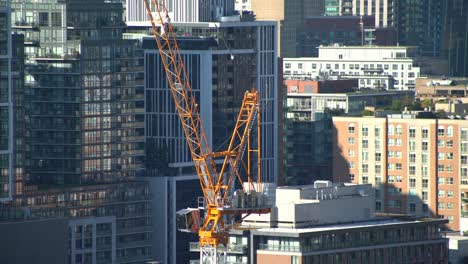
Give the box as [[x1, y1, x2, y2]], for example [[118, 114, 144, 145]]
[[284, 46, 420, 90]]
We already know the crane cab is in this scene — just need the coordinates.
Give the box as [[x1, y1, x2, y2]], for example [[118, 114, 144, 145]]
[[176, 208, 201, 233]]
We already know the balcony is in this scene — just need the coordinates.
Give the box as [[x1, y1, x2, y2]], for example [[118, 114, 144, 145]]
[[13, 21, 39, 30]]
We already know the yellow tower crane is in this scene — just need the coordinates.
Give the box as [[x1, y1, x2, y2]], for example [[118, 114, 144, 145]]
[[142, 1, 271, 263]]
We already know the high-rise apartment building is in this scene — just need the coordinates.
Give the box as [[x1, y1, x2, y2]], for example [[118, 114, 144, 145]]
[[442, 0, 468, 77], [332, 115, 468, 231], [4, 0, 153, 263], [396, 0, 444, 57], [0, 0, 13, 200], [330, 0, 396, 28], [251, 0, 324, 57]]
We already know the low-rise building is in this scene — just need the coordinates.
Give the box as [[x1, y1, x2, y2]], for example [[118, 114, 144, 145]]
[[416, 77, 468, 99], [284, 45, 421, 90], [190, 182, 449, 264]]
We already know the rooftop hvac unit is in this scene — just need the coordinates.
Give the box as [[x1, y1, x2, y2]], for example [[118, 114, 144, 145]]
[[314, 180, 333, 189]]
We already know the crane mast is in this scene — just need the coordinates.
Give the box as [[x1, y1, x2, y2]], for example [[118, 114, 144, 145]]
[[143, 1, 271, 263]]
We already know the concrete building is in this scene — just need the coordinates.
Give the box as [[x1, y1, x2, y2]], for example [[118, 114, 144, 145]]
[[235, 0, 251, 12], [284, 45, 420, 90], [332, 116, 468, 231], [416, 77, 468, 100], [327, 0, 396, 28], [126, 0, 236, 25], [190, 182, 449, 263], [250, 0, 324, 57]]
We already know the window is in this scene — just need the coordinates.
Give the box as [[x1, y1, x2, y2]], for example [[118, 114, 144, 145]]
[[410, 178, 416, 188], [51, 12, 62, 27], [362, 127, 369, 137], [375, 152, 381, 162], [348, 137, 355, 144], [326, 64, 331, 69], [362, 151, 369, 161], [409, 166, 416, 175], [348, 149, 355, 157], [447, 177, 454, 184], [462, 155, 468, 165], [422, 141, 428, 151], [409, 153, 416, 163], [362, 164, 368, 173], [462, 143, 468, 153], [392, 64, 398, 70], [438, 153, 444, 160], [285, 63, 291, 68], [437, 127, 445, 137], [462, 129, 468, 140], [422, 191, 428, 201], [388, 163, 395, 170], [447, 190, 454, 197], [362, 176, 368, 184], [375, 127, 381, 136], [298, 63, 303, 69], [447, 126, 453, 137], [438, 203, 445, 209], [348, 124, 355, 134], [448, 203, 454, 210], [447, 165, 453, 172], [375, 165, 381, 174], [422, 166, 428, 177], [438, 164, 445, 172], [396, 125, 402, 135], [422, 179, 428, 188], [438, 140, 444, 147], [39, 12, 49, 27], [312, 64, 316, 69], [409, 140, 416, 151], [396, 163, 402, 170], [376, 201, 382, 211], [438, 190, 445, 197], [408, 72, 415, 78], [362, 139, 369, 148], [447, 152, 453, 160], [438, 178, 445, 185], [388, 176, 395, 183], [388, 138, 394, 146], [423, 204, 429, 212], [409, 128, 416, 138], [422, 128, 428, 139], [396, 139, 402, 146], [409, 203, 416, 213], [375, 139, 381, 150], [388, 125, 394, 135], [388, 151, 394, 158], [447, 140, 453, 147], [349, 174, 355, 181], [396, 151, 402, 158], [422, 153, 428, 164], [396, 176, 402, 183], [410, 189, 417, 196], [349, 161, 355, 169]]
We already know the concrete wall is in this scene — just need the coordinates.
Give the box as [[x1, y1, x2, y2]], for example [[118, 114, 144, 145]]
[[0, 218, 68, 264]]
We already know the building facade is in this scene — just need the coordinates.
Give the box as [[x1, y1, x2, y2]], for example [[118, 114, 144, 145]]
[[0, 0, 13, 200], [332, 116, 468, 231], [442, 0, 468, 77], [331, 0, 396, 28], [126, 0, 236, 25], [284, 46, 420, 90]]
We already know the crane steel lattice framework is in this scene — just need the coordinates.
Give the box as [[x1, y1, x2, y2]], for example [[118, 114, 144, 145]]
[[142, 0, 271, 263]]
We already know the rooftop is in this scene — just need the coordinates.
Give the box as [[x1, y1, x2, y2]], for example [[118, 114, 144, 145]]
[[253, 217, 447, 235]]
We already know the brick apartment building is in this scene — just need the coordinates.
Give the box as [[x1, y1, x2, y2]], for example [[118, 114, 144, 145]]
[[333, 115, 468, 231]]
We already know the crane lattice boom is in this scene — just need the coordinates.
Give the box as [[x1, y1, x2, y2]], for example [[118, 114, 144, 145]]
[[143, 0, 271, 262]]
